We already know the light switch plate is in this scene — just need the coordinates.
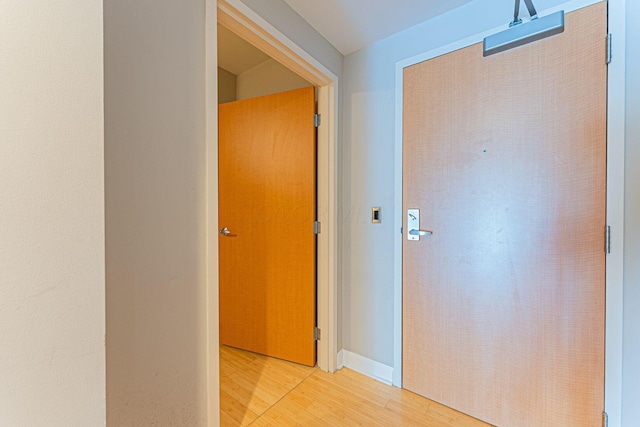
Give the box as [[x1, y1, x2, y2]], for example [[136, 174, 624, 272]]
[[372, 207, 381, 223]]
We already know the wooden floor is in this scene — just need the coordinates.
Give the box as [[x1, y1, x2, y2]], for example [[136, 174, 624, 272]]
[[220, 345, 493, 426]]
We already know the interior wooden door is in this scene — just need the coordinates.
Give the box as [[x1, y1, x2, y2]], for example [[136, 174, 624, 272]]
[[219, 86, 316, 367], [402, 3, 607, 426]]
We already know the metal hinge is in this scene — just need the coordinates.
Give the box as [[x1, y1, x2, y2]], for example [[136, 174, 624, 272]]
[[603, 411, 608, 427], [606, 33, 612, 64], [314, 327, 321, 341], [314, 221, 321, 235], [314, 113, 321, 127], [605, 225, 611, 254]]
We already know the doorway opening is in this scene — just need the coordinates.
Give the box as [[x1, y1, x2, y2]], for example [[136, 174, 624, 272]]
[[207, 0, 340, 421], [215, 0, 338, 371], [217, 24, 318, 367]]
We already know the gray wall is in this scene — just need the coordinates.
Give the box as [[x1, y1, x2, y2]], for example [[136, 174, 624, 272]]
[[623, 1, 640, 425], [104, 0, 208, 424]]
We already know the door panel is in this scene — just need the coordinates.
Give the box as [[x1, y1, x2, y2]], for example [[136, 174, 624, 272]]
[[402, 4, 606, 426], [219, 86, 316, 366]]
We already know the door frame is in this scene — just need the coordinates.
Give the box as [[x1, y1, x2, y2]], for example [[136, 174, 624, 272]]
[[206, 0, 340, 422], [393, 0, 625, 425]]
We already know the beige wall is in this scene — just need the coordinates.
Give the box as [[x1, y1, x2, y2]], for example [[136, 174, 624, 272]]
[[0, 1, 105, 425], [104, 0, 208, 424], [218, 67, 237, 103], [236, 58, 312, 100]]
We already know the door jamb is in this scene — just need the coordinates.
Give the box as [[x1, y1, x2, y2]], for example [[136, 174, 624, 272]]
[[393, 1, 625, 425], [207, 3, 340, 420]]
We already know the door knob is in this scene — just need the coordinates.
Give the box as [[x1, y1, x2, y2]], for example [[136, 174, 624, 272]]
[[219, 227, 231, 236]]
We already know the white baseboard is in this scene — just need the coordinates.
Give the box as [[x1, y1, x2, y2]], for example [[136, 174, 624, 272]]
[[337, 349, 345, 370], [336, 350, 394, 385]]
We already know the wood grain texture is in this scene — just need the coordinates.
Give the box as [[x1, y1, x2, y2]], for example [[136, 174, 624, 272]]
[[220, 345, 492, 426], [402, 3, 606, 426], [220, 346, 316, 426], [219, 86, 316, 366]]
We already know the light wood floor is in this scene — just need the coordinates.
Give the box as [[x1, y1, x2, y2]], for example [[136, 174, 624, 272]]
[[220, 345, 493, 426]]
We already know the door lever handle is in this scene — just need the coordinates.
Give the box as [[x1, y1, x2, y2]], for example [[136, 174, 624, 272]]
[[220, 227, 232, 236], [409, 229, 433, 236], [407, 209, 432, 240]]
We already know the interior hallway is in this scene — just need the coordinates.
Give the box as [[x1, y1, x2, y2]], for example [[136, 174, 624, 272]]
[[220, 345, 492, 426]]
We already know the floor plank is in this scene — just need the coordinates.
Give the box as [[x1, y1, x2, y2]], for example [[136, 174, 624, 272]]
[[220, 346, 493, 426]]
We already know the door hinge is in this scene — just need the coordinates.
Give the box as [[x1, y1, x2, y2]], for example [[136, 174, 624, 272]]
[[605, 225, 611, 254], [603, 411, 608, 427], [314, 221, 321, 235], [314, 113, 321, 127], [314, 327, 321, 341], [606, 33, 612, 64]]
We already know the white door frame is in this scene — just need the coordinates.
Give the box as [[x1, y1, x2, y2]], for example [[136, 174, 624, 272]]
[[206, 1, 340, 421], [393, 0, 625, 425]]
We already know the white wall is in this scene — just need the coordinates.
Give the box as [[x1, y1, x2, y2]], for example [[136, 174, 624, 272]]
[[0, 1, 105, 426], [104, 0, 208, 424], [623, 1, 640, 425], [236, 58, 312, 100]]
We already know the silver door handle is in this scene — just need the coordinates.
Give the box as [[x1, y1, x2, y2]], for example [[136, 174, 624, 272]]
[[219, 227, 231, 236], [407, 209, 432, 241], [409, 229, 433, 236]]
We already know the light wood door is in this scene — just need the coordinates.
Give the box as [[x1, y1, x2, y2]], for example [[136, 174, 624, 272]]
[[219, 86, 316, 367], [402, 3, 607, 426]]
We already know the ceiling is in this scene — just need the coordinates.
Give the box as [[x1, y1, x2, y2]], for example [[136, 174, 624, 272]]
[[218, 24, 270, 75], [283, 0, 475, 55]]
